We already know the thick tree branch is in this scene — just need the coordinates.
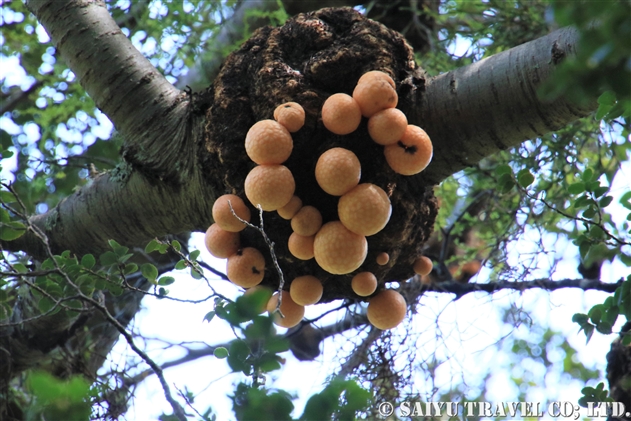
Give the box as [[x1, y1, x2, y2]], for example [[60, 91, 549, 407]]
[[421, 27, 594, 184]]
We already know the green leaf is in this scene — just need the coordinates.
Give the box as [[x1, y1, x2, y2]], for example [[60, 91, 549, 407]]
[[141, 263, 158, 283], [0, 289, 8, 302], [619, 191, 631, 210], [497, 173, 514, 193], [175, 260, 187, 270], [80, 254, 95, 269], [494, 164, 512, 176], [203, 311, 215, 322], [190, 250, 201, 261], [581, 168, 594, 182], [158, 276, 175, 286], [568, 182, 585, 194], [99, 251, 118, 267], [595, 103, 613, 120], [213, 347, 229, 359], [517, 169, 534, 187], [0, 221, 26, 241], [124, 263, 139, 274], [597, 90, 616, 106], [593, 186, 609, 198], [0, 190, 17, 203], [171, 240, 182, 251], [599, 195, 613, 208], [145, 239, 160, 253]]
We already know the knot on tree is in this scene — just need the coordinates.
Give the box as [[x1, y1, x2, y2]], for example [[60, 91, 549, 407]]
[[203, 7, 437, 302]]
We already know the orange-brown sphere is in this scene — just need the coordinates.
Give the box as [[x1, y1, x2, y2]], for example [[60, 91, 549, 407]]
[[277, 195, 302, 220], [244, 165, 295, 211], [245, 119, 293, 165], [367, 289, 407, 330], [212, 194, 251, 232], [351, 272, 378, 297], [227, 247, 265, 288], [413, 256, 433, 276], [204, 224, 240, 258], [384, 125, 433, 175], [321, 93, 362, 135], [288, 232, 315, 260], [313, 221, 367, 274], [289, 275, 323, 306], [315, 148, 361, 196], [376, 252, 390, 266], [338, 183, 391, 236], [274, 102, 305, 133], [353, 71, 398, 118], [367, 108, 408, 145], [267, 290, 305, 328], [291, 205, 322, 236]]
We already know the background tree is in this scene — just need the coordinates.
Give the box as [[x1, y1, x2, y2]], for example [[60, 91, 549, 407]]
[[0, 0, 629, 420]]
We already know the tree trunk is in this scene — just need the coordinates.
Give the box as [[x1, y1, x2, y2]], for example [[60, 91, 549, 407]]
[[2, 1, 597, 407]]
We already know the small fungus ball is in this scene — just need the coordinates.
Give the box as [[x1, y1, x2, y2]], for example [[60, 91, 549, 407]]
[[212, 194, 251, 232], [338, 183, 391, 236], [367, 289, 407, 330], [353, 71, 398, 117], [376, 252, 390, 266], [367, 108, 408, 145], [277, 195, 302, 220], [267, 290, 305, 328], [245, 119, 293, 165], [243, 285, 274, 314], [351, 272, 378, 297], [288, 232, 315, 260], [384, 125, 433, 175], [244, 165, 295, 211], [274, 102, 305, 133], [321, 93, 362, 135], [315, 148, 361, 196], [413, 256, 433, 276], [291, 205, 322, 236], [227, 247, 266, 288], [204, 224, 240, 258], [314, 221, 367, 275], [290, 275, 323, 306]]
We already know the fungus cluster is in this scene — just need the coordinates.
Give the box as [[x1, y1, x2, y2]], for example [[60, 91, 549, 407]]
[[204, 70, 435, 331]]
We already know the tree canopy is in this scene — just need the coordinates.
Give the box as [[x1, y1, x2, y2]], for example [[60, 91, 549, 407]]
[[0, 1, 629, 420]]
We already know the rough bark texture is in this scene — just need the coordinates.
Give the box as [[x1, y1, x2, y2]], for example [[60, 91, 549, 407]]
[[607, 323, 631, 420], [202, 7, 438, 302]]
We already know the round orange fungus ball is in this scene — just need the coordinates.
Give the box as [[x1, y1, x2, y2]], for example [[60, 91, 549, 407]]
[[367, 289, 407, 330], [338, 183, 391, 236], [244, 165, 295, 211], [227, 247, 265, 288], [274, 102, 305, 133], [291, 205, 322, 236], [245, 119, 293, 165], [384, 125, 433, 175], [277, 195, 302, 220], [290, 275, 323, 306], [321, 93, 362, 135], [413, 256, 433, 276], [212, 194, 251, 232], [353, 71, 398, 118], [315, 148, 361, 196], [288, 232, 315, 260], [204, 224, 240, 258], [351, 272, 378, 297], [313, 221, 367, 275], [367, 108, 408, 145], [376, 252, 390, 266], [267, 290, 305, 328]]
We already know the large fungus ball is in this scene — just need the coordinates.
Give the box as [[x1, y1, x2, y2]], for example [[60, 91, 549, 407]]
[[338, 183, 391, 236], [291, 205, 322, 236], [274, 102, 305, 133], [313, 221, 367, 275], [212, 194, 251, 232], [384, 125, 433, 175], [244, 165, 295, 211], [289, 275, 323, 306], [413, 256, 433, 276], [267, 290, 305, 328], [227, 247, 266, 288], [315, 148, 361, 196], [367, 289, 407, 330], [204, 224, 240, 258], [321, 93, 362, 135], [353, 71, 398, 118], [277, 195, 302, 220], [367, 108, 408, 145], [288, 232, 315, 260], [351, 272, 378, 297], [245, 119, 293, 164]]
